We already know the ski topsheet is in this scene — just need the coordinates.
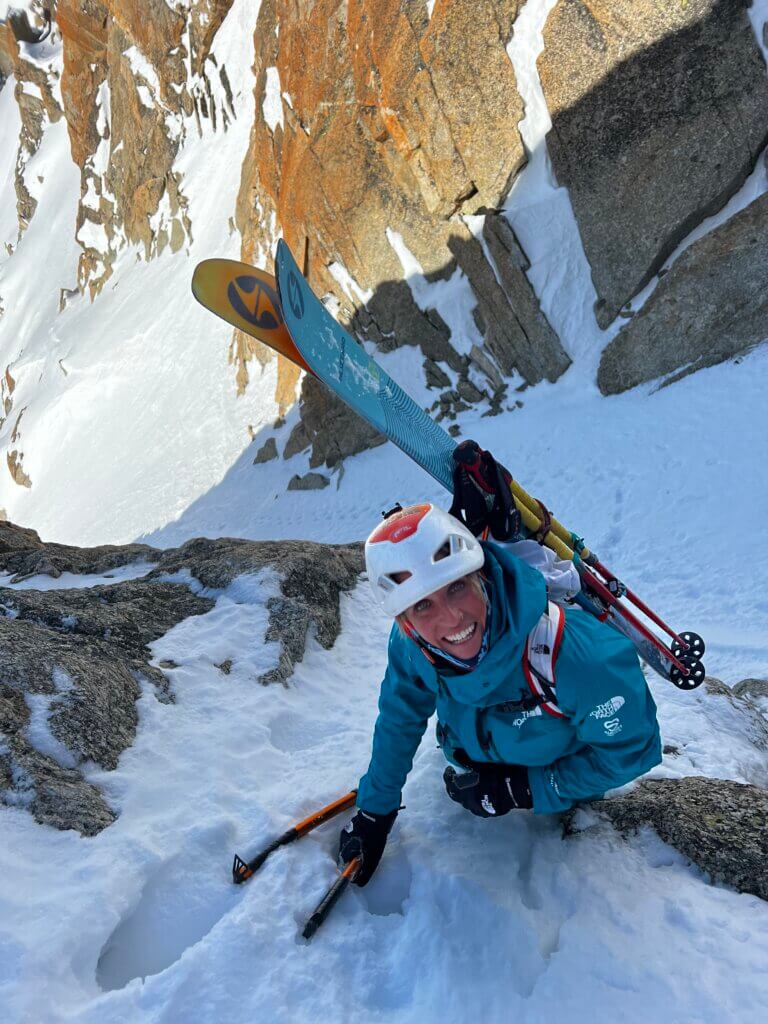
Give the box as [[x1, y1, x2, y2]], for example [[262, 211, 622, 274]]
[[275, 241, 458, 490]]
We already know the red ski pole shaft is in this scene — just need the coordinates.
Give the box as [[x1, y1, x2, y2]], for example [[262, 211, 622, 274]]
[[581, 570, 690, 676], [508, 480, 691, 650], [585, 556, 687, 648]]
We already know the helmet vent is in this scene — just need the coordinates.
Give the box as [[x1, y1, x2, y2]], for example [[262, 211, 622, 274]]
[[431, 541, 451, 564]]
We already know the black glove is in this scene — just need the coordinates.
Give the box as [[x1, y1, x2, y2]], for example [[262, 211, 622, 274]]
[[449, 439, 522, 541], [443, 762, 532, 817], [338, 808, 398, 886]]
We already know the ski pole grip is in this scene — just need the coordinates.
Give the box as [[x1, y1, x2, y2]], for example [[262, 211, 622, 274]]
[[453, 439, 483, 468]]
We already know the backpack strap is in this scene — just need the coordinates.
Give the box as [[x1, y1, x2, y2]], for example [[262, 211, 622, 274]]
[[522, 601, 566, 719]]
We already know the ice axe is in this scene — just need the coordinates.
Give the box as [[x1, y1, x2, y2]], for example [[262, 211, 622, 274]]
[[232, 790, 360, 941]]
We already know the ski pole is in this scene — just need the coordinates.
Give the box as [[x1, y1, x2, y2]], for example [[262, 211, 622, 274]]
[[507, 481, 697, 654], [509, 478, 590, 560], [579, 567, 691, 675], [232, 790, 357, 883], [302, 856, 362, 940]]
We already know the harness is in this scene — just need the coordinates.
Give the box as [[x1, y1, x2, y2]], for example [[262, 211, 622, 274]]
[[521, 600, 566, 719]]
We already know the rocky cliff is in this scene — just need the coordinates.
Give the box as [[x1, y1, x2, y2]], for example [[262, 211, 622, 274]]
[[1, 0, 767, 489]]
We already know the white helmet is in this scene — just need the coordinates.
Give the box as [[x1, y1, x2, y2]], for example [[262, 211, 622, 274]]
[[365, 503, 485, 617]]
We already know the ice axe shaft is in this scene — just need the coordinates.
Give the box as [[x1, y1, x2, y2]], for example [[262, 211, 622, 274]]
[[232, 790, 357, 884], [302, 857, 362, 940]]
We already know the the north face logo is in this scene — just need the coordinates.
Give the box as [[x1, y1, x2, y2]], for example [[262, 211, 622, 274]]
[[590, 696, 626, 720]]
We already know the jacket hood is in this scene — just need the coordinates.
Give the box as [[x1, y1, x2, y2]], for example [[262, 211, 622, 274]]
[[397, 541, 548, 707]]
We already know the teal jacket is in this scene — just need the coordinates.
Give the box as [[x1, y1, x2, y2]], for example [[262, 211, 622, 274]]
[[357, 542, 662, 815]]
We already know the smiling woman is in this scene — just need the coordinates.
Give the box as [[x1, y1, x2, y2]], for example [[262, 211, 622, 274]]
[[338, 445, 663, 888]]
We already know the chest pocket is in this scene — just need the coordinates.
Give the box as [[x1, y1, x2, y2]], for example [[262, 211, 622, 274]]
[[473, 601, 567, 758]]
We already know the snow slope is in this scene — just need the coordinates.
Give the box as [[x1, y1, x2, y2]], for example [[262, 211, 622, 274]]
[[1, 567, 767, 1024], [0, 0, 277, 544], [0, 1, 767, 1021]]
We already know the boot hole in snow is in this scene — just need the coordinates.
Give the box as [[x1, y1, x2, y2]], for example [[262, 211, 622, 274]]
[[96, 826, 237, 990]]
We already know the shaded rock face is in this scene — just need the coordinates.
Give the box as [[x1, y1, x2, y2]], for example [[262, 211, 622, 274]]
[[598, 192, 768, 394], [573, 777, 768, 903], [287, 374, 387, 471], [540, 0, 768, 327], [236, 0, 570, 437], [282, 212, 570, 470], [0, 522, 363, 835], [287, 471, 330, 491], [733, 678, 768, 702], [2, 1, 236, 299]]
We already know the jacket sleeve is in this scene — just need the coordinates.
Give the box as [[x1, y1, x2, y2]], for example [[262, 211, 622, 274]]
[[356, 631, 437, 815], [527, 612, 662, 814]]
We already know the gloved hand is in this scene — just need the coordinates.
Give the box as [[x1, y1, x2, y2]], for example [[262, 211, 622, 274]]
[[449, 439, 522, 541], [443, 762, 532, 817], [338, 808, 398, 886]]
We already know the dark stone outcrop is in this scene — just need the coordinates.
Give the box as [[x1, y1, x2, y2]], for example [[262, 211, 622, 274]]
[[0, 522, 363, 836], [733, 678, 768, 702], [0, 519, 156, 582], [598, 193, 768, 394], [153, 535, 363, 665], [466, 214, 570, 383], [287, 471, 330, 491], [572, 777, 768, 903], [540, 0, 768, 327], [253, 437, 278, 464], [290, 373, 386, 471]]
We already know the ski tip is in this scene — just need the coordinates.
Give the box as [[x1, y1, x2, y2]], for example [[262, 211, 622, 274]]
[[301, 916, 320, 941]]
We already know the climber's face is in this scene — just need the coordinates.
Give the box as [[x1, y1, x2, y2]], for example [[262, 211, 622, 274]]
[[404, 573, 487, 659]]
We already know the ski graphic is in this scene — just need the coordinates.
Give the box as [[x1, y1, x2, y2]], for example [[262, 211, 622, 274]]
[[192, 259, 312, 374]]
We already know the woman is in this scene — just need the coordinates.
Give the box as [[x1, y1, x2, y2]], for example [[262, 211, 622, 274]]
[[339, 444, 662, 886]]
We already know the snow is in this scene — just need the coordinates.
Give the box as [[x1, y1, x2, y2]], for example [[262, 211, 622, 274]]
[[1, 567, 767, 1022], [386, 228, 483, 358], [748, 0, 768, 65], [123, 46, 162, 99], [327, 259, 373, 304], [0, 0, 272, 545], [0, 75, 22, 252], [24, 668, 78, 769], [0, 0, 767, 1020], [0, 560, 157, 589], [262, 66, 284, 133]]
